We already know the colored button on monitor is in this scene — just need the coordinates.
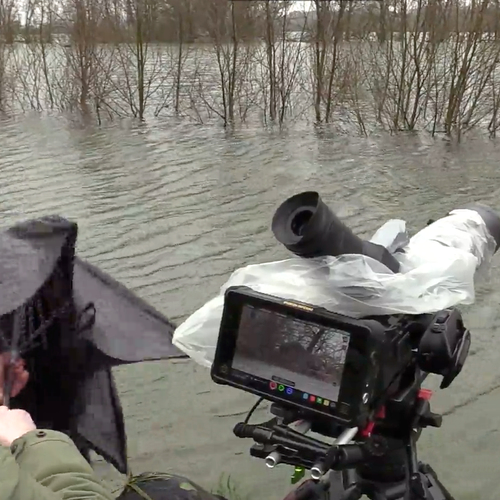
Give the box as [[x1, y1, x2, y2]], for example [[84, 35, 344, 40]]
[[286, 387, 293, 395], [303, 393, 309, 400], [278, 385, 285, 392], [270, 382, 277, 390]]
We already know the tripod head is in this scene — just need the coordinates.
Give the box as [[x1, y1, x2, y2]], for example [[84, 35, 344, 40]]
[[233, 367, 454, 500]]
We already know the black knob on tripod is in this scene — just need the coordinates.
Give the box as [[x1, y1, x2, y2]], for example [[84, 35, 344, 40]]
[[420, 412, 442, 428], [361, 435, 388, 457], [414, 400, 443, 429]]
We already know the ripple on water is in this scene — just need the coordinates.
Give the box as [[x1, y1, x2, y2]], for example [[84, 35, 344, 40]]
[[3, 117, 500, 498]]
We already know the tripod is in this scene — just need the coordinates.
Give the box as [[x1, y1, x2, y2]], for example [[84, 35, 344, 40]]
[[294, 444, 455, 500], [289, 394, 457, 500], [237, 382, 458, 500], [322, 447, 456, 500]]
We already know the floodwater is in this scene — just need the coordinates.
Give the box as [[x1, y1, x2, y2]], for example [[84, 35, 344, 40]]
[[2, 114, 500, 500]]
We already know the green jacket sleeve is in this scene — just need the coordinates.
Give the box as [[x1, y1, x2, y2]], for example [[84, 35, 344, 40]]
[[0, 429, 115, 500]]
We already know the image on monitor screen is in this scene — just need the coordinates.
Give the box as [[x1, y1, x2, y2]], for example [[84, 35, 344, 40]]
[[232, 304, 350, 402]]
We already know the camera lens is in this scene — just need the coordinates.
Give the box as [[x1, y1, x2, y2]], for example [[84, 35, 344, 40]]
[[272, 191, 400, 272], [291, 209, 314, 237], [463, 204, 500, 251]]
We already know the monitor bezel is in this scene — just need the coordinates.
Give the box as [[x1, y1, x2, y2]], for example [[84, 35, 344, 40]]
[[211, 286, 377, 427]]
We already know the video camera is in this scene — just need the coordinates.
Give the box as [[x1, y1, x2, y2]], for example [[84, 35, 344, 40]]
[[212, 286, 467, 430], [209, 192, 500, 500]]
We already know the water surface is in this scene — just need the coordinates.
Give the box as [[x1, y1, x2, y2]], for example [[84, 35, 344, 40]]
[[2, 116, 500, 499]]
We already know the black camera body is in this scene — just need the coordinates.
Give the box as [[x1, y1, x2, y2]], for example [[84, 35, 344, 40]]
[[207, 192, 500, 498], [211, 286, 472, 431]]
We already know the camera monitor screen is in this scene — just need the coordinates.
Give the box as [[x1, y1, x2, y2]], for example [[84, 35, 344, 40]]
[[232, 304, 350, 405]]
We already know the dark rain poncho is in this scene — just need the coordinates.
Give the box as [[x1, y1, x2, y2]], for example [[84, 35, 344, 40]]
[[0, 215, 186, 473]]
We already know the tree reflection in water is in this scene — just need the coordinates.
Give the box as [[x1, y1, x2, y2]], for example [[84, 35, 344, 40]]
[[235, 305, 349, 386]]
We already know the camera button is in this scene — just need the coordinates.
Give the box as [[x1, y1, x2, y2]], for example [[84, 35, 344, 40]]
[[435, 313, 449, 324]]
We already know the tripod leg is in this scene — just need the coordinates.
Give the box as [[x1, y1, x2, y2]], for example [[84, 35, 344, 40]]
[[326, 471, 346, 499], [326, 470, 364, 500], [337, 485, 363, 500], [418, 464, 456, 500]]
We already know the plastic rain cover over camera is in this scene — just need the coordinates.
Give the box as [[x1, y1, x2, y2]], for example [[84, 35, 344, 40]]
[[173, 209, 497, 368]]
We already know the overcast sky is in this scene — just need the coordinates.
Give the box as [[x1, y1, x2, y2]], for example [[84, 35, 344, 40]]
[[289, 1, 311, 11]]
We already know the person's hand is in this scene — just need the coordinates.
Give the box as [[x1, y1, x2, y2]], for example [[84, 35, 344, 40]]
[[0, 353, 29, 404], [0, 406, 36, 446]]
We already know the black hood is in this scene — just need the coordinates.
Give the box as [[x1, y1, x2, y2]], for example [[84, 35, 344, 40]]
[[2, 215, 186, 473]]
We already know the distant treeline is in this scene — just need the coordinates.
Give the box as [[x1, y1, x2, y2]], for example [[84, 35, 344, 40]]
[[2, 0, 500, 44], [2, 0, 500, 139]]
